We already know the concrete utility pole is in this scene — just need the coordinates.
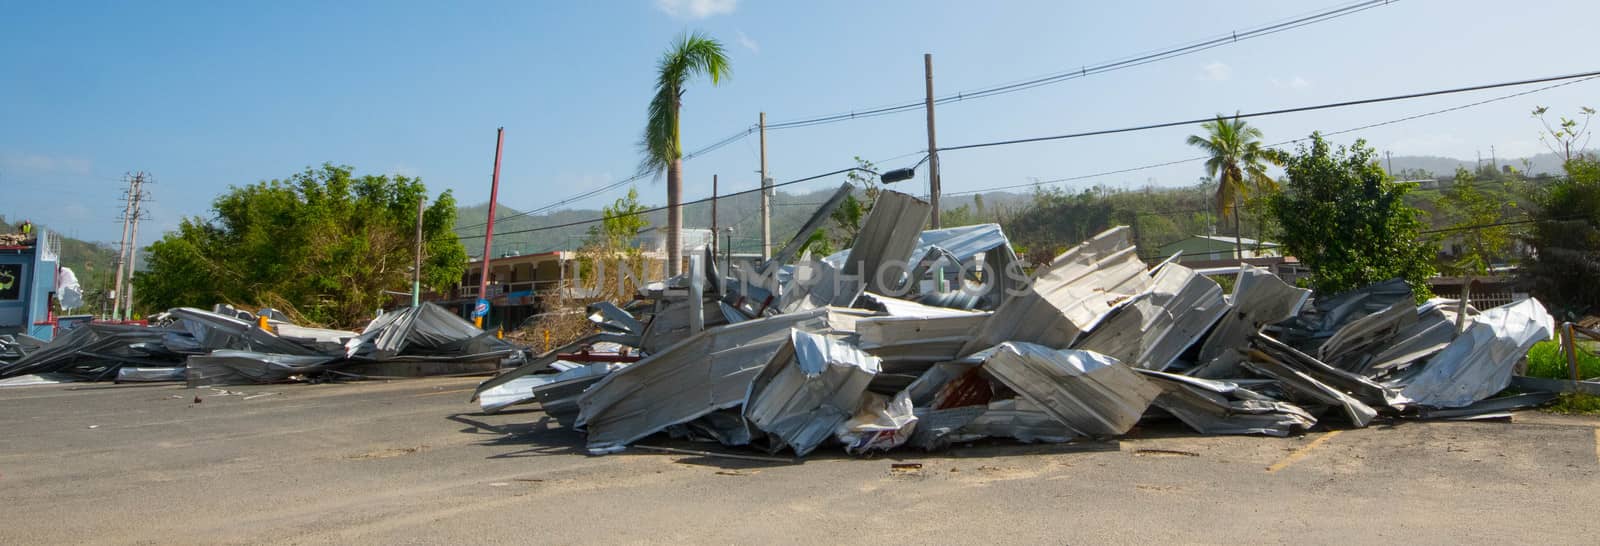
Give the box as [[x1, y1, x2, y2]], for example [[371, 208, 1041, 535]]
[[759, 112, 771, 259], [924, 54, 942, 229], [412, 196, 426, 307], [476, 128, 505, 329], [123, 174, 146, 319], [111, 172, 149, 321], [710, 174, 719, 263], [111, 173, 136, 321]]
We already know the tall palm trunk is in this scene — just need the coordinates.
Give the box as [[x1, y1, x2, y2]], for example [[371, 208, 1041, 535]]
[[667, 158, 683, 277]]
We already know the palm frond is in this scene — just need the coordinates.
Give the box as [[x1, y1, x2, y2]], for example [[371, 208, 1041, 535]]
[[637, 31, 732, 177]]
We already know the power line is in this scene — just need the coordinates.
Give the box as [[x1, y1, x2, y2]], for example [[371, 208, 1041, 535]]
[[764, 0, 1393, 130], [450, 167, 869, 242], [458, 69, 1600, 246], [938, 70, 1600, 154], [471, 1, 1387, 226], [941, 72, 1600, 197], [453, 125, 760, 235]]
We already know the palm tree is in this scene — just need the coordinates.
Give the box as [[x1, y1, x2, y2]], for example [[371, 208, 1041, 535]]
[[640, 31, 731, 276], [1186, 114, 1283, 259]]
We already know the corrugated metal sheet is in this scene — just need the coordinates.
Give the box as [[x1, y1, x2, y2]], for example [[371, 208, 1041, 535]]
[[1187, 264, 1311, 378], [979, 342, 1161, 437], [1074, 260, 1227, 371], [961, 226, 1151, 355], [576, 307, 872, 454], [743, 330, 882, 456], [1139, 369, 1316, 436], [839, 190, 934, 297], [1391, 298, 1554, 408]]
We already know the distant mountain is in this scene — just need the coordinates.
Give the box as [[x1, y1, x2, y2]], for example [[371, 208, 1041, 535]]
[[1386, 150, 1589, 179]]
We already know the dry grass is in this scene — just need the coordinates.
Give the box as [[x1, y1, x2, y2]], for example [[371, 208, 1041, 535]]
[[509, 247, 659, 353]]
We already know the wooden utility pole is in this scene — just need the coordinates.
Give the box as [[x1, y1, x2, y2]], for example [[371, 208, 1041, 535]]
[[412, 196, 426, 307], [759, 112, 771, 259], [924, 54, 942, 229], [476, 128, 505, 329]]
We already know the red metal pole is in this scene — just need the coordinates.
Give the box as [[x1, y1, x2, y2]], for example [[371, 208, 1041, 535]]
[[476, 127, 505, 328]]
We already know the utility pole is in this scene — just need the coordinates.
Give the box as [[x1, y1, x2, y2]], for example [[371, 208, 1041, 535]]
[[710, 174, 719, 263], [924, 54, 942, 229], [111, 172, 149, 321], [123, 174, 147, 320], [111, 173, 136, 321], [476, 128, 505, 329], [759, 112, 771, 259], [412, 195, 426, 308], [1385, 150, 1393, 174]]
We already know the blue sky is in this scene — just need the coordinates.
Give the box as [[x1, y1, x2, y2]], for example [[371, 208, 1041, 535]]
[[4, 0, 1598, 243]]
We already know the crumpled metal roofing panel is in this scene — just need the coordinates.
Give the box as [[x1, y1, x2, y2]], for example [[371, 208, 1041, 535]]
[[1392, 298, 1554, 408], [979, 342, 1161, 437], [1188, 264, 1310, 378], [743, 330, 882, 456], [960, 226, 1151, 355], [1138, 369, 1316, 436], [1074, 260, 1227, 371], [839, 190, 933, 298], [576, 307, 871, 454]]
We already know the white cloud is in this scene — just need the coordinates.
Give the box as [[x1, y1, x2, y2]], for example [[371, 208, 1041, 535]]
[[736, 30, 759, 54], [655, 0, 738, 19], [0, 151, 92, 176], [1198, 61, 1231, 81], [1271, 76, 1312, 90]]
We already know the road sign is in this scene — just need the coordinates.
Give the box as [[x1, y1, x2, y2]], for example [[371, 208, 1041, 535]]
[[472, 298, 490, 318]]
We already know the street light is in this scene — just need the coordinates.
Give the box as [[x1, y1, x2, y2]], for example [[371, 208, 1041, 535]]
[[878, 153, 933, 184]]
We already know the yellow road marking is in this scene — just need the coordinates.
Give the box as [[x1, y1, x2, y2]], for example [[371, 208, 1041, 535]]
[[1266, 430, 1342, 473]]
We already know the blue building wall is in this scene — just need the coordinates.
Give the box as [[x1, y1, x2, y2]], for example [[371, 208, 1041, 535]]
[[0, 229, 59, 340]]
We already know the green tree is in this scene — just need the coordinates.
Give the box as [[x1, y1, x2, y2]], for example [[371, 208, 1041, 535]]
[[1438, 168, 1512, 275], [1186, 114, 1285, 257], [585, 186, 649, 251], [1268, 134, 1436, 298], [1525, 157, 1600, 315], [638, 31, 731, 277], [133, 164, 467, 326]]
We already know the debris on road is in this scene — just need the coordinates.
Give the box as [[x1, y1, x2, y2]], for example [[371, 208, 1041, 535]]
[[463, 189, 1563, 459], [0, 303, 522, 386]]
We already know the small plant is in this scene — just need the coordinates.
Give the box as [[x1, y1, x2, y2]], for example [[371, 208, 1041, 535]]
[[1544, 392, 1600, 415], [1523, 340, 1600, 380]]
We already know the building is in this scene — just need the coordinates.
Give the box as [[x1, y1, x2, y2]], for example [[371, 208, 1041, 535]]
[[1158, 235, 1281, 262], [0, 228, 61, 340], [434, 250, 581, 331]]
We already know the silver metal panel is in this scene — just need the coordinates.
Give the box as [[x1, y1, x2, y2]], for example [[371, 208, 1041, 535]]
[[743, 330, 881, 456], [576, 307, 872, 454], [840, 190, 933, 297], [979, 342, 1162, 437], [1188, 264, 1311, 378], [1074, 260, 1227, 371], [961, 226, 1151, 355], [1392, 298, 1554, 408], [1138, 369, 1316, 436]]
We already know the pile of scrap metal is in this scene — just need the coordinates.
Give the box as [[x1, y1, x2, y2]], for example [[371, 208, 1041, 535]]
[[471, 188, 1559, 458], [0, 302, 523, 386]]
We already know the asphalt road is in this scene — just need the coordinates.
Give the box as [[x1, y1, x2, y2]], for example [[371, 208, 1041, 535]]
[[3, 377, 1598, 544]]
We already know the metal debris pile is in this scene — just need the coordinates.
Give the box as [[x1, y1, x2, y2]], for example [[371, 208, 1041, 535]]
[[474, 188, 1558, 457], [0, 303, 522, 386]]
